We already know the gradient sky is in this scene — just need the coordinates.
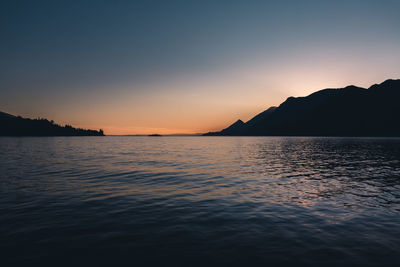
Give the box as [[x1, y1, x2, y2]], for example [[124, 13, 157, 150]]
[[1, 0, 400, 134]]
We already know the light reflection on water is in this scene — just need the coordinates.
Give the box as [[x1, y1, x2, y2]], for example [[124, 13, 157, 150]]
[[1, 136, 400, 266]]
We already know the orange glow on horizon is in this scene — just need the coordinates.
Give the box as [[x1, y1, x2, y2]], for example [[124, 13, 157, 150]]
[[87, 125, 202, 135], [6, 47, 400, 136]]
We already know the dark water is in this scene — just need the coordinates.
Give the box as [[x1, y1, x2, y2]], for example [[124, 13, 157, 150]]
[[1, 136, 400, 266]]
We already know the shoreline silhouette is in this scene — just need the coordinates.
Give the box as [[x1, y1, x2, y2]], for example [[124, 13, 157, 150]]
[[3, 79, 400, 138], [0, 111, 104, 136], [204, 79, 400, 137]]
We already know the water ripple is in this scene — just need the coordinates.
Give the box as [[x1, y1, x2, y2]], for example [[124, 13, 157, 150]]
[[1, 136, 400, 266]]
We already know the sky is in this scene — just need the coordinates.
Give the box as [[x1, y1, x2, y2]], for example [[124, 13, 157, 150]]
[[1, 0, 400, 135]]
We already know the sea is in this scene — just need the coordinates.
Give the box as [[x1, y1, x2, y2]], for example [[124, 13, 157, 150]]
[[1, 136, 399, 266]]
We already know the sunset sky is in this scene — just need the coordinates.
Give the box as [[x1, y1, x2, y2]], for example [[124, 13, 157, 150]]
[[1, 0, 400, 135]]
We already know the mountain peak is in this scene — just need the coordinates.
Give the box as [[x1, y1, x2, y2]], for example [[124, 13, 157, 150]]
[[233, 119, 244, 125], [343, 85, 364, 90], [204, 78, 400, 136], [369, 79, 400, 91]]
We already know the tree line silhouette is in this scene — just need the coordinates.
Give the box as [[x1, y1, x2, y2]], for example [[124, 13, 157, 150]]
[[0, 111, 104, 136]]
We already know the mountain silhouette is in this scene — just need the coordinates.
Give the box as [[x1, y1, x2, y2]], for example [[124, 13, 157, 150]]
[[0, 111, 104, 136], [204, 79, 400, 136]]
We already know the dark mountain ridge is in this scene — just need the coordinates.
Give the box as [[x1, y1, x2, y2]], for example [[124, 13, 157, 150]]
[[0, 111, 104, 136], [204, 79, 400, 137]]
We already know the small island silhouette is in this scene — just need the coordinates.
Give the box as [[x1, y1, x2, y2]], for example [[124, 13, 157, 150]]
[[148, 134, 162, 136], [0, 111, 104, 136], [204, 79, 400, 137]]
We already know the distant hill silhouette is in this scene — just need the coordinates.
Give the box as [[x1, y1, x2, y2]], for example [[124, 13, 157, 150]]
[[204, 79, 400, 137], [0, 111, 104, 136]]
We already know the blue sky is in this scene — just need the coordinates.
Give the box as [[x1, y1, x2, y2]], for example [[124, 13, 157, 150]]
[[1, 0, 400, 134]]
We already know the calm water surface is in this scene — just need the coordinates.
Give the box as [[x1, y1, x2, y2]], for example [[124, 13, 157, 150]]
[[1, 136, 400, 266]]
